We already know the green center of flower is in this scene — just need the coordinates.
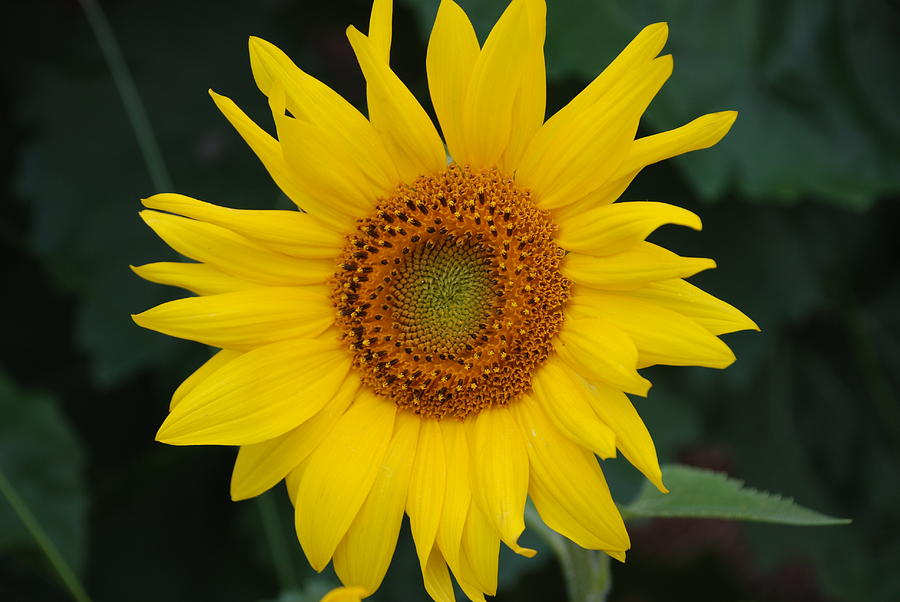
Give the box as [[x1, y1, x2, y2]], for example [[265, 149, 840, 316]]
[[392, 238, 494, 354]]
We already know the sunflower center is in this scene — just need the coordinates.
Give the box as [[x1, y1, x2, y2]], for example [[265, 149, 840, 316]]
[[393, 239, 494, 353], [331, 165, 570, 419]]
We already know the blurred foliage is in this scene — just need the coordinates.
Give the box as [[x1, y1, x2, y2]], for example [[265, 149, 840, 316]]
[[2, 0, 899, 601], [0, 372, 87, 582]]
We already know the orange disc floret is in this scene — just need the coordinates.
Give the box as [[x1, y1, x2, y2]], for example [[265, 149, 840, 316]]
[[332, 165, 569, 419]]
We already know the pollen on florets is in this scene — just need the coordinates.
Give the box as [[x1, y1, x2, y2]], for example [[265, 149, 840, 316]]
[[331, 164, 569, 419]]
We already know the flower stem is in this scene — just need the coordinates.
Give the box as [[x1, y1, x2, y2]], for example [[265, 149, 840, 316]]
[[0, 469, 92, 602], [525, 504, 612, 602], [77, 0, 173, 191], [257, 491, 300, 592]]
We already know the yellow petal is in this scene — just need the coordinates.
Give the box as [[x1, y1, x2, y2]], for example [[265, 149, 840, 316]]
[[248, 36, 357, 125], [156, 339, 349, 446], [500, 0, 547, 173], [423, 546, 455, 602], [333, 410, 419, 595], [519, 22, 666, 193], [553, 111, 738, 218], [131, 262, 254, 297], [518, 55, 673, 210], [295, 391, 396, 572], [618, 278, 759, 335], [171, 349, 242, 411], [469, 406, 534, 557], [512, 395, 630, 552], [230, 373, 360, 501], [407, 419, 446, 573], [572, 291, 736, 368], [562, 243, 715, 291], [586, 381, 666, 493], [535, 23, 668, 140], [426, 0, 480, 161], [285, 460, 307, 507], [532, 358, 617, 458], [346, 26, 445, 183], [209, 90, 353, 232], [132, 287, 332, 350], [555, 201, 701, 256], [368, 0, 393, 63], [275, 115, 381, 217], [321, 586, 366, 602], [556, 315, 651, 396], [246, 37, 398, 189], [461, 502, 500, 596], [455, 553, 488, 602], [556, 111, 739, 215], [618, 110, 738, 176], [141, 193, 342, 259], [459, 0, 529, 167], [139, 210, 333, 286], [550, 173, 632, 225], [435, 420, 470, 576]]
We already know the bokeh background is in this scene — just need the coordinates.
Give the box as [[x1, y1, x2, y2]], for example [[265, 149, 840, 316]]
[[2, 0, 899, 600]]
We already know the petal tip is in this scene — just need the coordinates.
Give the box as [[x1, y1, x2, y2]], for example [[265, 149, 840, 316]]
[[155, 420, 177, 445], [607, 549, 628, 563], [633, 377, 652, 397], [512, 544, 537, 559]]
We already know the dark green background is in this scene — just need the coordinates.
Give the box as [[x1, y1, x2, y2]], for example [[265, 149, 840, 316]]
[[2, 0, 898, 600]]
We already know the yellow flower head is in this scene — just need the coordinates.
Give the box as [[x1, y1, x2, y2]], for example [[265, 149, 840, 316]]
[[132, 0, 757, 600]]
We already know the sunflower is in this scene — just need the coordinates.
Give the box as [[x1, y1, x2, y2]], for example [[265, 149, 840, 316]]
[[132, 0, 756, 599]]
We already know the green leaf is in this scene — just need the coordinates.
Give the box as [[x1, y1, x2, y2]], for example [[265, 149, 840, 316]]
[[622, 464, 850, 526], [0, 370, 88, 582]]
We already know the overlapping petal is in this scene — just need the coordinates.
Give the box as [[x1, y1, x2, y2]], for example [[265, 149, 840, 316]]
[[468, 407, 533, 558], [426, 0, 480, 161], [170, 349, 241, 410], [230, 373, 360, 501], [458, 0, 529, 167], [209, 90, 353, 232], [586, 381, 667, 492], [532, 358, 617, 458], [333, 409, 419, 595], [407, 420, 447, 574], [556, 315, 651, 395], [132, 287, 332, 350], [139, 210, 333, 286], [131, 262, 253, 297], [563, 242, 715, 291], [517, 55, 673, 209], [619, 278, 759, 335], [556, 201, 701, 256], [571, 290, 736, 368], [295, 390, 397, 571], [513, 395, 630, 555], [142, 193, 343, 258], [346, 26, 446, 183], [247, 36, 399, 190], [156, 339, 349, 445]]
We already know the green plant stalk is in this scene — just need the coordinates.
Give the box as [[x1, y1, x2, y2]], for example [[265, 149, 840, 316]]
[[257, 491, 300, 592], [525, 504, 611, 602], [0, 469, 92, 602], [78, 0, 173, 191]]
